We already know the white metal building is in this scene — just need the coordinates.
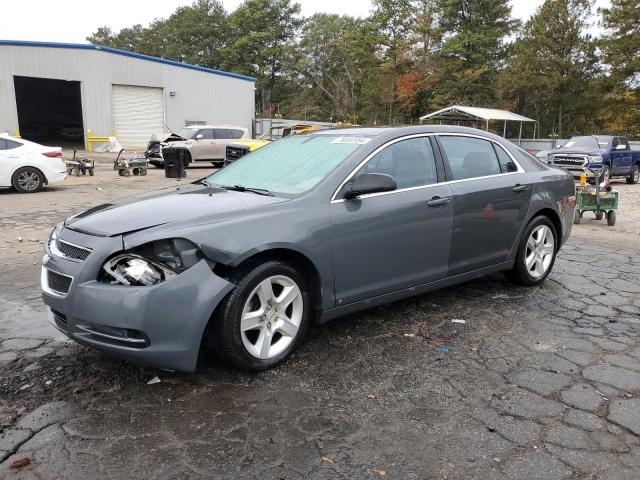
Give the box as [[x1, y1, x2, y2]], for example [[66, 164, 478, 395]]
[[0, 40, 256, 149]]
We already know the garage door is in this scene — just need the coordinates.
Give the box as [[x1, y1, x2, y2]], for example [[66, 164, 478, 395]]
[[112, 85, 164, 148]]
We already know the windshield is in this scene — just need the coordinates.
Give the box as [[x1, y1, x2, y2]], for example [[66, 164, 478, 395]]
[[206, 135, 366, 195], [563, 136, 607, 149], [177, 127, 199, 139]]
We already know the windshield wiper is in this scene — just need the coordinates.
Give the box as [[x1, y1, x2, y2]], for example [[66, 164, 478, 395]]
[[195, 179, 210, 186], [221, 185, 273, 196]]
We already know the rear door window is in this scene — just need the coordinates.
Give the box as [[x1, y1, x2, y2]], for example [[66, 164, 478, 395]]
[[438, 136, 502, 180], [214, 129, 233, 139], [231, 129, 245, 139]]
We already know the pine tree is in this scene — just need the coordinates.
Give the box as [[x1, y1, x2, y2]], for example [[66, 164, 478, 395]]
[[431, 0, 517, 108]]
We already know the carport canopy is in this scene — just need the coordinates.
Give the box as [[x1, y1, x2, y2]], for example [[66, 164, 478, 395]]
[[420, 105, 536, 144]]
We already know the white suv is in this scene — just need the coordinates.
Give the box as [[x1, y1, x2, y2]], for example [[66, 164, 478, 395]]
[[166, 125, 249, 167], [0, 134, 66, 193]]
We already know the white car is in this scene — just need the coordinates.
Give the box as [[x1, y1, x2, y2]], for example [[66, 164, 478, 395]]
[[0, 134, 67, 193]]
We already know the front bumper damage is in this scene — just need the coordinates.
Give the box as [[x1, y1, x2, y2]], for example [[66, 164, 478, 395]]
[[41, 226, 234, 372]]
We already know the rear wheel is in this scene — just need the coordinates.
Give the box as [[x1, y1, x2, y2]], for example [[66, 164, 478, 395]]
[[12, 167, 44, 193], [207, 260, 310, 371], [506, 216, 557, 286], [607, 210, 616, 226], [595, 211, 604, 220], [626, 165, 639, 184]]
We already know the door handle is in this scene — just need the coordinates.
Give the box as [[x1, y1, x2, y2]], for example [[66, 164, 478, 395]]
[[427, 196, 450, 207], [513, 184, 529, 192]]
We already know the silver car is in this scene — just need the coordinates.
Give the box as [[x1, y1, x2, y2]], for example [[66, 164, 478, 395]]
[[41, 126, 575, 371]]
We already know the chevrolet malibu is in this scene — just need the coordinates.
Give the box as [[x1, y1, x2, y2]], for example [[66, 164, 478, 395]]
[[41, 126, 575, 372]]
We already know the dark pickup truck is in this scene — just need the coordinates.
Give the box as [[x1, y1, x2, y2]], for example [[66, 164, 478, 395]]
[[543, 135, 640, 184]]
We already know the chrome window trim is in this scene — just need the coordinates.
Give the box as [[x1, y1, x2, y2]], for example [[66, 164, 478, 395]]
[[41, 266, 73, 298], [50, 238, 92, 262], [330, 132, 525, 204]]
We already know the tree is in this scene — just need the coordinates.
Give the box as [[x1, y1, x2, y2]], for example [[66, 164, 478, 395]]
[[432, 0, 516, 108], [501, 0, 600, 138], [88, 0, 228, 69], [600, 0, 640, 89], [87, 25, 145, 51], [370, 0, 414, 124], [223, 0, 302, 116], [296, 14, 381, 123], [600, 0, 640, 136]]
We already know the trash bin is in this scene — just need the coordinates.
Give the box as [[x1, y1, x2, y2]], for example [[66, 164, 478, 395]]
[[163, 148, 186, 178]]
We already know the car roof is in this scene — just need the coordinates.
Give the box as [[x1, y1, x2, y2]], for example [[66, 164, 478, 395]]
[[311, 124, 504, 139]]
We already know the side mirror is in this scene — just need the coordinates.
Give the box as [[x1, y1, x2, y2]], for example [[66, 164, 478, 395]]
[[195, 133, 204, 140], [615, 144, 626, 150], [344, 173, 397, 199]]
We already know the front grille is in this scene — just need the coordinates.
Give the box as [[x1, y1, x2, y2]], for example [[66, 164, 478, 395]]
[[225, 145, 249, 163], [47, 270, 72, 294], [552, 155, 587, 167], [56, 239, 91, 261]]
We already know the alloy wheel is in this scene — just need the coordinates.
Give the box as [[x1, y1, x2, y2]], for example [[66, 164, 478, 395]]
[[17, 171, 40, 191], [240, 275, 303, 359], [525, 225, 555, 279], [634, 168, 639, 183]]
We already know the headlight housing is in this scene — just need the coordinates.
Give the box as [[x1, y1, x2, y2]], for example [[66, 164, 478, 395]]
[[100, 238, 203, 286], [588, 155, 603, 164]]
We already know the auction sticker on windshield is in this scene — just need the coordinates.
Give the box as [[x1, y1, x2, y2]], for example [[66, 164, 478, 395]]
[[331, 137, 370, 145]]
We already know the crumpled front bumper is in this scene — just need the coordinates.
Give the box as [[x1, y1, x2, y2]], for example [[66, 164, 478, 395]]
[[41, 227, 234, 372]]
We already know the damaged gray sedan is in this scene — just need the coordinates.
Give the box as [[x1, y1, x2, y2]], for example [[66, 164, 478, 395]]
[[41, 126, 575, 372]]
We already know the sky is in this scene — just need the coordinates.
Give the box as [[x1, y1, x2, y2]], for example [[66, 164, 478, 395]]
[[2, 0, 610, 44]]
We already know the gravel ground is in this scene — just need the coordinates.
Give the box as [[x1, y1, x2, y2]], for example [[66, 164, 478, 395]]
[[1, 161, 640, 479]]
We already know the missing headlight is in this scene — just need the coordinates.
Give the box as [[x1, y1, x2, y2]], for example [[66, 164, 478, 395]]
[[102, 254, 177, 286], [100, 238, 204, 286]]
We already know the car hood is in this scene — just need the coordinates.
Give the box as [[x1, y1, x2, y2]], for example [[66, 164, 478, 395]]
[[65, 183, 289, 236], [548, 147, 605, 156]]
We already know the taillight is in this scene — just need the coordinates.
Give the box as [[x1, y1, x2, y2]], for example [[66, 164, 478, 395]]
[[568, 196, 576, 208], [43, 151, 62, 158]]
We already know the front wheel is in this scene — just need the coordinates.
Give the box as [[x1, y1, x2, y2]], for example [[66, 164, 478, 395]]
[[626, 165, 639, 185], [208, 260, 310, 371], [607, 210, 616, 226], [506, 216, 557, 286], [600, 165, 611, 184], [595, 211, 604, 221]]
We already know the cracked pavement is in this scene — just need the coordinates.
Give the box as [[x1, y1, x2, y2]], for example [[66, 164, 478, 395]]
[[1, 168, 640, 479]]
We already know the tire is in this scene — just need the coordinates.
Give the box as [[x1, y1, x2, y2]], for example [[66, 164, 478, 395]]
[[607, 210, 616, 226], [600, 165, 611, 184], [89, 169, 95, 176], [183, 151, 191, 169], [626, 165, 639, 184], [132, 168, 140, 176], [573, 210, 581, 225], [208, 260, 311, 371], [12, 167, 44, 193], [140, 169, 147, 176], [506, 216, 558, 286], [595, 211, 604, 221]]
